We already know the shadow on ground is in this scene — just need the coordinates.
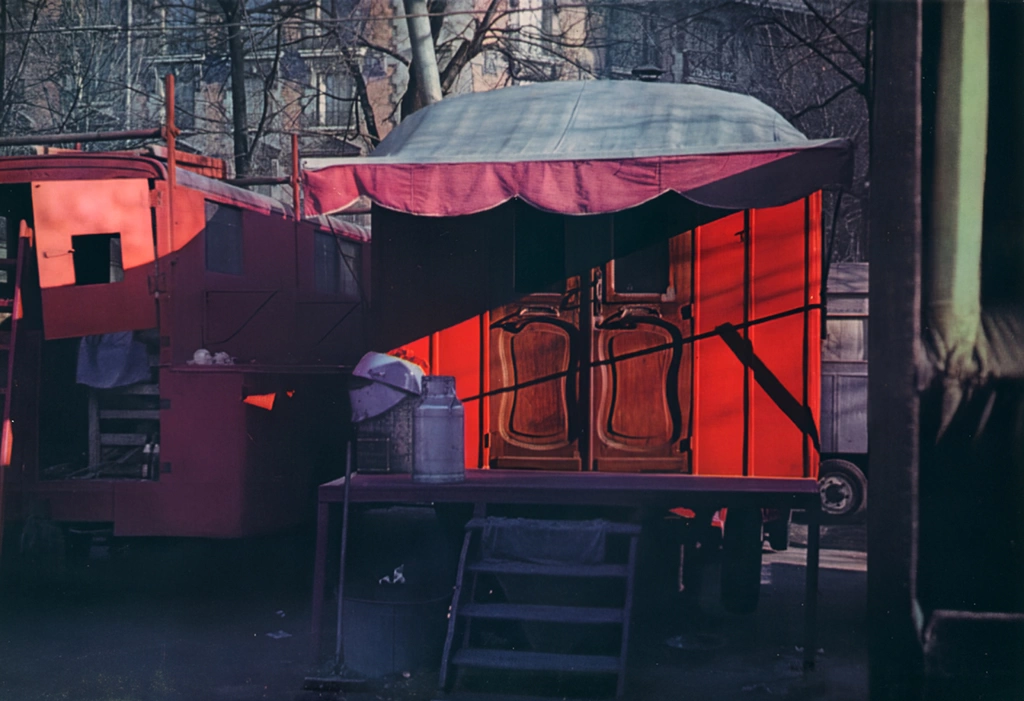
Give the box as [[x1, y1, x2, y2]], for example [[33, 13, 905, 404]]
[[0, 523, 867, 701]]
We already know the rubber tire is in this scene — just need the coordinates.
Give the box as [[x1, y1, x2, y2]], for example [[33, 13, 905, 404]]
[[720, 506, 763, 614], [764, 509, 792, 551], [818, 459, 868, 522]]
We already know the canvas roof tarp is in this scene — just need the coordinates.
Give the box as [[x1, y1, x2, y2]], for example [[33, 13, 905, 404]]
[[303, 81, 852, 218], [301, 81, 852, 350]]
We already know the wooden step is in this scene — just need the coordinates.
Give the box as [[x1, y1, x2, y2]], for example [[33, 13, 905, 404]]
[[459, 603, 623, 624], [100, 433, 150, 446], [452, 648, 619, 674], [465, 518, 641, 536], [467, 560, 629, 579], [109, 384, 160, 395], [99, 410, 160, 420], [432, 692, 605, 701]]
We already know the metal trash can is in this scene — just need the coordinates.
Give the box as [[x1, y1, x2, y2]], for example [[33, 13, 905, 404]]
[[348, 352, 424, 474]]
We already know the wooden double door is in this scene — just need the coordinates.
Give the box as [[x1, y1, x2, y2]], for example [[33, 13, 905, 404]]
[[488, 231, 693, 472]]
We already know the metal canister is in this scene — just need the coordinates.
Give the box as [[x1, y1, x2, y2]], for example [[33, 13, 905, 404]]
[[412, 376, 465, 483]]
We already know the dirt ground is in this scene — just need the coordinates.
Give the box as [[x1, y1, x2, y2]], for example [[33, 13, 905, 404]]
[[0, 519, 867, 701]]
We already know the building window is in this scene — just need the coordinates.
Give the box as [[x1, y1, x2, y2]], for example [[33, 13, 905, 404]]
[[314, 232, 360, 298], [244, 76, 273, 130], [72, 234, 124, 285], [315, 71, 352, 128], [483, 52, 501, 76], [205, 201, 244, 275], [682, 19, 736, 85], [161, 1, 198, 56]]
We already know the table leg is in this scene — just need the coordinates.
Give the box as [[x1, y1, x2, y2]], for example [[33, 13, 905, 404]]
[[310, 499, 330, 662], [803, 496, 821, 671]]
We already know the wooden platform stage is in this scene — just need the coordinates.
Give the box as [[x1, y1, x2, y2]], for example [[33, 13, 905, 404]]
[[310, 469, 823, 675]]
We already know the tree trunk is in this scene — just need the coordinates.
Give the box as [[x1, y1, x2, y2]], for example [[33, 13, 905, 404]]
[[401, 0, 442, 117], [219, 0, 250, 177], [0, 0, 7, 130], [343, 51, 380, 146]]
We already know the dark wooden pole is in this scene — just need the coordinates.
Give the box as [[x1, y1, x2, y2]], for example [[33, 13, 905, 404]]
[[867, 0, 924, 699]]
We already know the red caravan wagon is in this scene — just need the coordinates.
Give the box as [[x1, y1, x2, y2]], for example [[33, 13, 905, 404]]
[[0, 148, 368, 540], [304, 80, 852, 675]]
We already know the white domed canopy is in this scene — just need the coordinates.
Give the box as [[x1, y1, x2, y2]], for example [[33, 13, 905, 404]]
[[303, 80, 850, 217]]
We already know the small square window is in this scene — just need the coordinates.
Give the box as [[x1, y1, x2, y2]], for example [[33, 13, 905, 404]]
[[72, 233, 123, 285], [314, 232, 360, 298], [205, 201, 243, 275]]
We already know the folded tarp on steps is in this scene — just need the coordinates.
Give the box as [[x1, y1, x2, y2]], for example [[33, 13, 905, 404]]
[[481, 517, 608, 566], [76, 332, 151, 389]]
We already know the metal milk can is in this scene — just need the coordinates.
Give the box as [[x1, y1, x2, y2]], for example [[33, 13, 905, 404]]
[[412, 376, 465, 483]]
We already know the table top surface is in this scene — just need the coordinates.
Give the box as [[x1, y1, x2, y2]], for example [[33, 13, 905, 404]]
[[318, 469, 819, 508]]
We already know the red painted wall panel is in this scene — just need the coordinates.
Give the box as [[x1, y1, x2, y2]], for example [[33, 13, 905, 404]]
[[114, 368, 344, 537], [750, 202, 808, 478], [410, 198, 821, 480], [694, 212, 748, 476], [433, 317, 485, 469]]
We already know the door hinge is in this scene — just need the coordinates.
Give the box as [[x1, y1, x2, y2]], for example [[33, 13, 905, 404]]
[[150, 189, 164, 208], [678, 437, 691, 453], [680, 304, 693, 320], [483, 432, 491, 449]]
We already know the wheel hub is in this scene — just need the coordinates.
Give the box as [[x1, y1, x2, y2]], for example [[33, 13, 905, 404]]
[[819, 474, 853, 515]]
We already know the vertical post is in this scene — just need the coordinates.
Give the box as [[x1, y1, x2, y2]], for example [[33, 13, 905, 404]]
[[691, 227, 701, 474], [480, 311, 490, 468], [803, 199, 811, 479], [742, 210, 752, 477], [803, 493, 821, 671], [868, 0, 924, 698], [164, 74, 177, 247], [430, 332, 440, 375], [88, 391, 101, 467], [580, 268, 594, 471], [291, 133, 301, 219], [125, 0, 133, 129], [334, 442, 354, 668], [310, 499, 330, 661]]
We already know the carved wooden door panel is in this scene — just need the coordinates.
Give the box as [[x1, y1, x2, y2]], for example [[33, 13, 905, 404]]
[[591, 231, 693, 472], [488, 284, 582, 470]]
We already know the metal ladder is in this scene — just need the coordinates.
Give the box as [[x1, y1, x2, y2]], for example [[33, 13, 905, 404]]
[[440, 515, 640, 699]]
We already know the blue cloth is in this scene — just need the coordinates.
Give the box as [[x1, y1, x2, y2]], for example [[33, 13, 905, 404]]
[[76, 332, 152, 389]]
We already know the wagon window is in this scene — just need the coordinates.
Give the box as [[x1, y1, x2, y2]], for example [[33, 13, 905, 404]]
[[612, 239, 670, 294], [72, 233, 123, 285], [205, 201, 243, 275], [823, 318, 868, 362], [314, 232, 360, 299]]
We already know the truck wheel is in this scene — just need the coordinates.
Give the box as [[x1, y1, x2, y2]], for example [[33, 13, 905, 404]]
[[763, 508, 791, 551], [720, 506, 762, 614], [818, 459, 867, 521]]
